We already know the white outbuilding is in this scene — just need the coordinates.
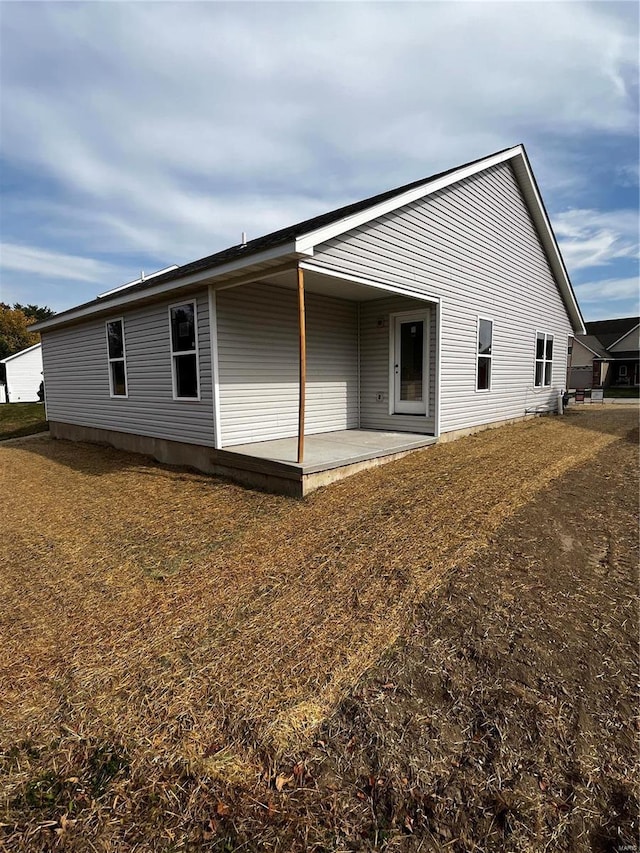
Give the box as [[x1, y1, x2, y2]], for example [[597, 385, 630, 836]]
[[0, 343, 43, 403]]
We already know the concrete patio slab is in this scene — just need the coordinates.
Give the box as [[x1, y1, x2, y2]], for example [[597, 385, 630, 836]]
[[225, 429, 437, 474]]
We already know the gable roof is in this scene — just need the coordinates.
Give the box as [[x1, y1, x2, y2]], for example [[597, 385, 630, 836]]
[[136, 147, 516, 284], [608, 321, 640, 350], [574, 334, 610, 359], [32, 144, 585, 334], [0, 342, 42, 365], [584, 317, 640, 349]]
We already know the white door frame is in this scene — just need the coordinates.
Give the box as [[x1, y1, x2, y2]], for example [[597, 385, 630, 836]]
[[389, 310, 429, 416]]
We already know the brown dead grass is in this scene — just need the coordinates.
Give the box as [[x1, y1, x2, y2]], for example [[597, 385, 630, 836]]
[[0, 406, 637, 848]]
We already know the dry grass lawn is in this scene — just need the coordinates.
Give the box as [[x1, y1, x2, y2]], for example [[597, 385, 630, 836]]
[[0, 406, 637, 849]]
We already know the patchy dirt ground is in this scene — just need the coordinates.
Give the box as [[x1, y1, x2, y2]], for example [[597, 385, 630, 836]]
[[0, 406, 637, 851], [277, 415, 639, 852]]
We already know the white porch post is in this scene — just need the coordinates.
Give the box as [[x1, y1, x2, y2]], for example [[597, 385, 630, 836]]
[[435, 299, 442, 438], [297, 265, 307, 464]]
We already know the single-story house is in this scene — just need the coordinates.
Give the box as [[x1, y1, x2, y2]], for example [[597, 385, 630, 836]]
[[0, 343, 43, 403], [33, 144, 585, 496], [569, 317, 639, 389]]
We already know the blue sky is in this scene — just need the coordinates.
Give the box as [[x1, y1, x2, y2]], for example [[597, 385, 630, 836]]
[[1, 1, 638, 322]]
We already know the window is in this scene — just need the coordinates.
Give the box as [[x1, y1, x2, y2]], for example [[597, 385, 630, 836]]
[[535, 332, 553, 387], [169, 301, 199, 399], [476, 317, 493, 391], [106, 319, 127, 397]]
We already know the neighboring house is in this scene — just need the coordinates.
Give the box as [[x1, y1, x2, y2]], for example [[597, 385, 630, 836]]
[[569, 318, 640, 389], [0, 343, 43, 403], [569, 335, 611, 389], [33, 144, 585, 496]]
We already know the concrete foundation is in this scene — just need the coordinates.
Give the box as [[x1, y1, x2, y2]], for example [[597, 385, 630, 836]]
[[48, 412, 541, 497], [436, 413, 540, 444], [48, 422, 437, 497]]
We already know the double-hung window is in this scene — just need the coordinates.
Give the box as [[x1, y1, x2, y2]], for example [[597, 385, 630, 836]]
[[535, 332, 553, 387], [476, 318, 493, 391], [169, 301, 199, 399], [106, 319, 127, 397]]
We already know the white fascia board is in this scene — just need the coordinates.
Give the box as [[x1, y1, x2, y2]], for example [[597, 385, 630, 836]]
[[295, 144, 586, 337], [0, 342, 42, 364], [609, 323, 640, 350], [293, 146, 524, 253], [512, 152, 586, 336], [32, 242, 308, 332]]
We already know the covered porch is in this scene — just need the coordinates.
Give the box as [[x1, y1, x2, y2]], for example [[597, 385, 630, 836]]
[[210, 261, 441, 489]]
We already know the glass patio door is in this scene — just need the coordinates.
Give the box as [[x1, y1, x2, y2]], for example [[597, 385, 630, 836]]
[[393, 314, 427, 414]]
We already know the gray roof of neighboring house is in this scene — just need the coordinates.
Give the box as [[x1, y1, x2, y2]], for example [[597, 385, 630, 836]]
[[574, 334, 610, 359], [583, 317, 639, 349]]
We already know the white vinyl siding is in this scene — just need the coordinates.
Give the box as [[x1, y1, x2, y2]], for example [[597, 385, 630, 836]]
[[359, 296, 435, 434], [216, 282, 358, 446], [41, 292, 214, 446], [306, 161, 574, 433]]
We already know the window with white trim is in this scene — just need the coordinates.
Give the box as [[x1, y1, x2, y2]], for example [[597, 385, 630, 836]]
[[170, 301, 199, 399], [106, 319, 127, 397], [477, 318, 492, 391], [535, 332, 553, 387]]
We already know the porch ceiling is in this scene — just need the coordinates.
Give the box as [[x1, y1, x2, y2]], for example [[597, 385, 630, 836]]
[[237, 267, 430, 303]]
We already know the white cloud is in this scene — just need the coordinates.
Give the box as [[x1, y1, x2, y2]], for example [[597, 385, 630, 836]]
[[0, 2, 637, 311], [554, 209, 639, 270], [2, 3, 638, 202], [574, 276, 640, 303], [582, 304, 640, 323], [0, 242, 125, 284], [615, 162, 640, 187]]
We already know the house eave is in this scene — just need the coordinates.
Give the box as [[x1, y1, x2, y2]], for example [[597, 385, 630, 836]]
[[294, 145, 585, 336], [32, 243, 310, 333], [32, 144, 585, 338], [504, 151, 585, 336], [294, 147, 524, 252]]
